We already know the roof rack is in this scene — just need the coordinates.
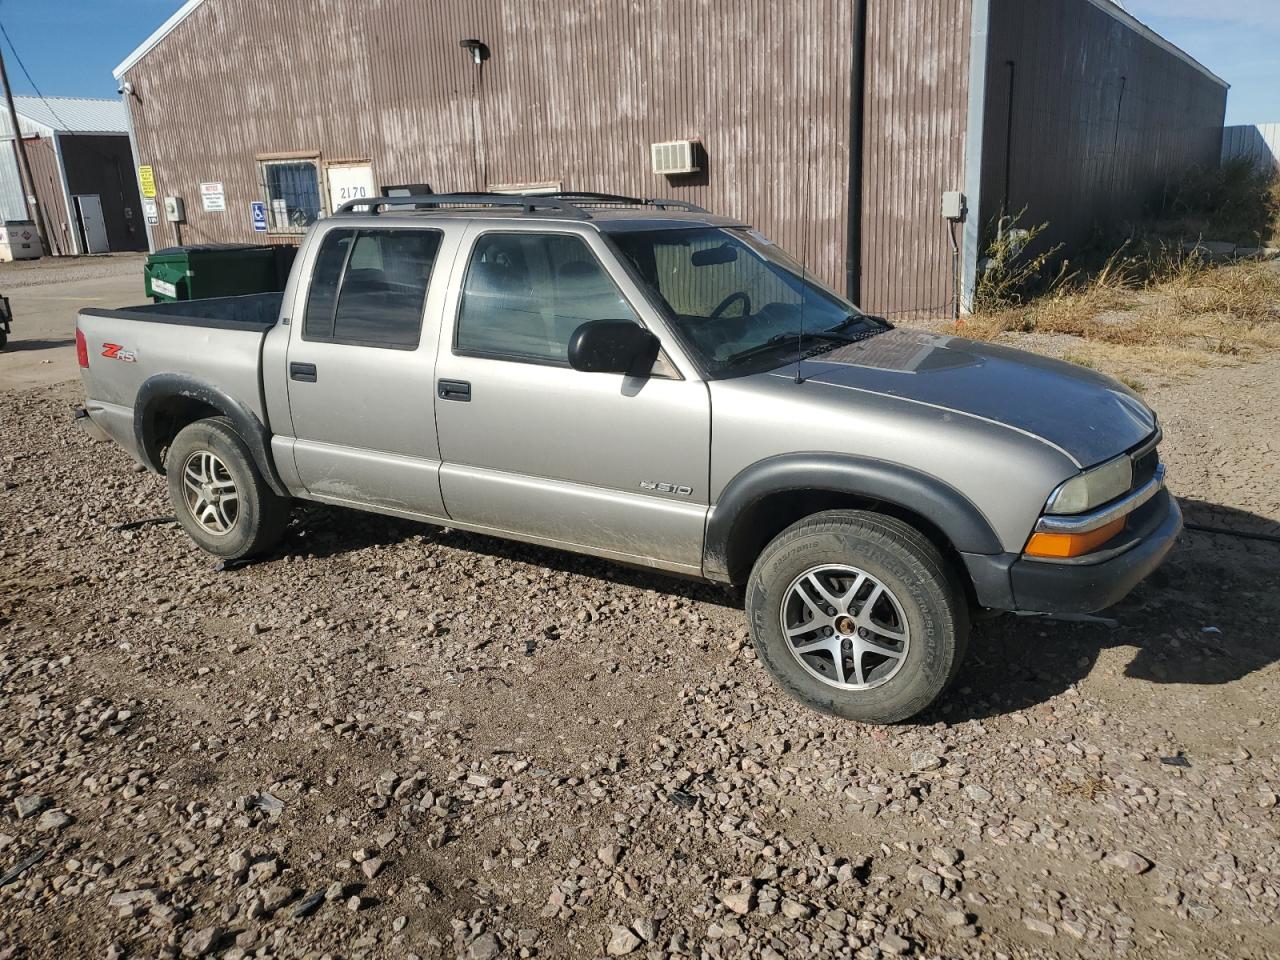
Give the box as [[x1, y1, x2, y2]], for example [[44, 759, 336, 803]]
[[541, 191, 708, 213], [334, 192, 591, 218], [333, 191, 708, 218]]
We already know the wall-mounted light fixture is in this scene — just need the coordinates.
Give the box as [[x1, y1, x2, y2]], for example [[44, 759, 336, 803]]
[[459, 39, 490, 65]]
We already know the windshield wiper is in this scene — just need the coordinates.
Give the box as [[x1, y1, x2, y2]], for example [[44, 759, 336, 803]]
[[765, 330, 861, 346], [723, 329, 862, 367], [830, 312, 889, 333]]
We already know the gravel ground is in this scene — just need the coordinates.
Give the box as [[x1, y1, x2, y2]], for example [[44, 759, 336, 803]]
[[0, 255, 147, 290], [1, 351, 1278, 960]]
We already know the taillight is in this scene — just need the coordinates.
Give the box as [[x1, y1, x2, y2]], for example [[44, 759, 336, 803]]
[[75, 327, 89, 368]]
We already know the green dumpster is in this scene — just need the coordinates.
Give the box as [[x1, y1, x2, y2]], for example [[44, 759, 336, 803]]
[[143, 244, 297, 302]]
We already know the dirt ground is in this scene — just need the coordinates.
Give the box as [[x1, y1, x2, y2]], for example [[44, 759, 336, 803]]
[[1, 321, 1278, 958], [0, 255, 147, 390]]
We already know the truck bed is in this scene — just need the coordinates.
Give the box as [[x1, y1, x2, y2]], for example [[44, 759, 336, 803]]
[[80, 291, 284, 330], [77, 293, 283, 465]]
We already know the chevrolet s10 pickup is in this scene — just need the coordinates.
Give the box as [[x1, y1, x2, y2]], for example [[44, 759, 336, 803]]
[[76, 192, 1180, 722]]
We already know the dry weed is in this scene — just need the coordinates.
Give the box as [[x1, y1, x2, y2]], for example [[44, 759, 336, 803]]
[[968, 257, 1280, 368]]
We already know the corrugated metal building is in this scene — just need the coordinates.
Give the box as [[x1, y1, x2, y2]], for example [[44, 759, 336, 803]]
[[1222, 123, 1280, 173], [0, 96, 147, 256], [114, 0, 1227, 316]]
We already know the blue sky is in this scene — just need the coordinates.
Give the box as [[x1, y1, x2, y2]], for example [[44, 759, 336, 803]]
[[0, 0, 1275, 126], [1126, 0, 1279, 124]]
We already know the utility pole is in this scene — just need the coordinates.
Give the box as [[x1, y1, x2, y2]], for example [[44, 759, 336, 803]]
[[0, 44, 51, 255]]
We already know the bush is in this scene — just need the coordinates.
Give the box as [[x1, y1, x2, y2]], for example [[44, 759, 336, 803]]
[[971, 214, 1065, 313], [1158, 158, 1280, 246]]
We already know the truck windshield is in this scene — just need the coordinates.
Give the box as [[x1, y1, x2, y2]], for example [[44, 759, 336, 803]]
[[610, 227, 885, 376]]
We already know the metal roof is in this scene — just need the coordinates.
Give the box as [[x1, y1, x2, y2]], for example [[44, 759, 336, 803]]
[[0, 96, 129, 138]]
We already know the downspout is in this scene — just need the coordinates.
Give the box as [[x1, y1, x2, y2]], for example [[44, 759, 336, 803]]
[[118, 81, 155, 253], [1001, 60, 1015, 224], [845, 0, 867, 305], [51, 132, 79, 256], [960, 0, 992, 313]]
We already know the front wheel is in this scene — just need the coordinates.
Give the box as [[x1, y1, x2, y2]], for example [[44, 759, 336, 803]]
[[166, 417, 289, 561], [746, 510, 968, 723]]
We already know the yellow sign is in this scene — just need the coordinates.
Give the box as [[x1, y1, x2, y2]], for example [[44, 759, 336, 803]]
[[138, 165, 156, 199]]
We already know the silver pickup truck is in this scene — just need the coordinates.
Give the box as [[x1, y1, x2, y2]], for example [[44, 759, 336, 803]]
[[76, 192, 1180, 723]]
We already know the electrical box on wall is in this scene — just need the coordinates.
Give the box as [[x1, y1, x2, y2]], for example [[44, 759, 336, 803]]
[[163, 196, 186, 223], [941, 191, 966, 221], [651, 140, 701, 176]]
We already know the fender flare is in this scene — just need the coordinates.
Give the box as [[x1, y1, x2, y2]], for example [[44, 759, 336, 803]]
[[133, 373, 288, 496], [703, 452, 1003, 583]]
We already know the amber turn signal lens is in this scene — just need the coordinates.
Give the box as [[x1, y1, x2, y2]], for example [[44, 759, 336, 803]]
[[1024, 517, 1126, 559]]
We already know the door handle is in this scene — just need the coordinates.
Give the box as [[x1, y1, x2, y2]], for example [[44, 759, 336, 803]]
[[290, 362, 317, 382], [438, 379, 471, 402]]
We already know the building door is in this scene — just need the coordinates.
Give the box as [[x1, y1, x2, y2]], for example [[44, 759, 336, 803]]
[[74, 195, 109, 253]]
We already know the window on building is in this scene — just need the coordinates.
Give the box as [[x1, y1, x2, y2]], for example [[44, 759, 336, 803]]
[[302, 228, 442, 349], [455, 232, 639, 364], [260, 158, 323, 232]]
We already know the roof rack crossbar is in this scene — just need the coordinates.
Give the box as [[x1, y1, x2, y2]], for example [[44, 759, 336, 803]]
[[334, 192, 592, 219], [543, 191, 708, 213]]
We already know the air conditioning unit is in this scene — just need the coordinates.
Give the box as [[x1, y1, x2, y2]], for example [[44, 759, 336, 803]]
[[651, 140, 700, 176]]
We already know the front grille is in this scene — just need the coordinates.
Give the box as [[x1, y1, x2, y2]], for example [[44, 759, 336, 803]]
[[1132, 445, 1159, 489]]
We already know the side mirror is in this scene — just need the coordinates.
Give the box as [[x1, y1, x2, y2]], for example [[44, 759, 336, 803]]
[[568, 320, 661, 377]]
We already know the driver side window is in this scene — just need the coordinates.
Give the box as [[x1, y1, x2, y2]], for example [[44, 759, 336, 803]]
[[455, 232, 641, 365]]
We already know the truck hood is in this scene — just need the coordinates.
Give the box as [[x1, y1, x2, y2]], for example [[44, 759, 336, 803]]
[[782, 328, 1156, 467]]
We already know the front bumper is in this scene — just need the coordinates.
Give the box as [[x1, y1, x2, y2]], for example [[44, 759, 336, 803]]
[[1012, 488, 1181, 613], [964, 487, 1182, 614]]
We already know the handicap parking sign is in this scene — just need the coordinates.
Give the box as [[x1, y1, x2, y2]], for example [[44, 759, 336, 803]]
[[251, 201, 267, 232]]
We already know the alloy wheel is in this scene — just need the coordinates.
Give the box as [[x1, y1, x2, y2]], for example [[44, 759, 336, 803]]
[[181, 450, 240, 535], [779, 564, 911, 691]]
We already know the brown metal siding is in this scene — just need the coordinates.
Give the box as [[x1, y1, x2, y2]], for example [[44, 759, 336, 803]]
[[60, 135, 148, 253], [860, 0, 973, 318], [21, 136, 72, 256], [979, 0, 1228, 254], [121, 0, 857, 290]]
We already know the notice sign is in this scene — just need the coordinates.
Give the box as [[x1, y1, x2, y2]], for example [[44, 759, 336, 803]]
[[251, 201, 267, 232], [200, 182, 226, 211], [138, 165, 156, 198], [142, 197, 159, 225]]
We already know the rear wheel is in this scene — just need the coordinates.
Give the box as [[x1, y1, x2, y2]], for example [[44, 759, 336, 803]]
[[746, 510, 968, 723], [166, 417, 288, 561]]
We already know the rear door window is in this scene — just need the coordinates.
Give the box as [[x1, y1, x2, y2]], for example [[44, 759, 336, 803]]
[[302, 228, 443, 349], [302, 229, 352, 340]]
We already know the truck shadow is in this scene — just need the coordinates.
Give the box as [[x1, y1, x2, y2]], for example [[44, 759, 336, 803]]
[[1, 337, 74, 352], [283, 503, 739, 608], [930, 499, 1280, 723]]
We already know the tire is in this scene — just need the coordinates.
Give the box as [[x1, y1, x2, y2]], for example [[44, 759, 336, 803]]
[[746, 510, 969, 724], [0, 329, 7, 351], [165, 417, 289, 561]]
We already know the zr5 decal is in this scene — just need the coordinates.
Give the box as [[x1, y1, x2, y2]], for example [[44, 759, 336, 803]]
[[101, 343, 137, 362]]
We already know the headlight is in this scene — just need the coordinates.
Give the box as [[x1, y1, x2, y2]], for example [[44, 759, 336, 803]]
[[1046, 455, 1133, 515]]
